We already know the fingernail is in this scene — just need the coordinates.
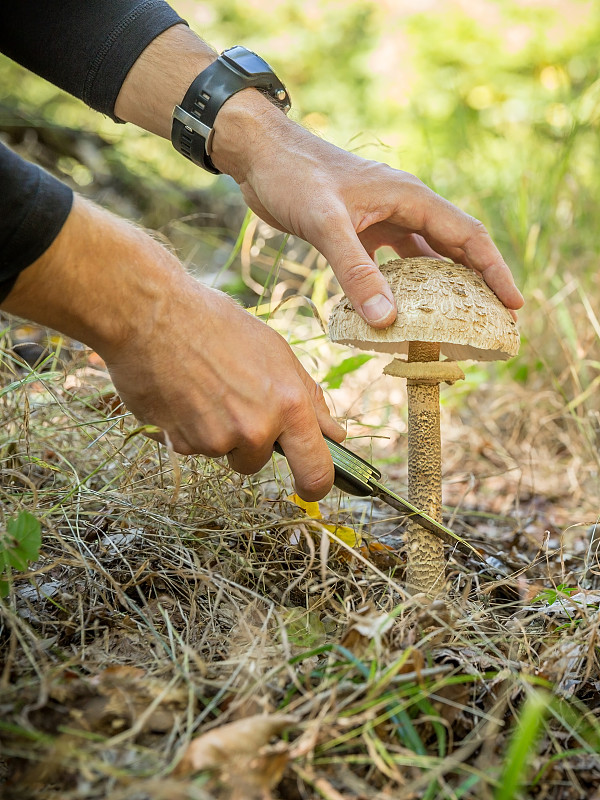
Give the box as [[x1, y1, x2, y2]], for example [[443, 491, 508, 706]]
[[360, 294, 394, 324]]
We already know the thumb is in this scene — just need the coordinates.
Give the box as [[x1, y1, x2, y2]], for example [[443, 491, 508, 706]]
[[315, 214, 397, 328]]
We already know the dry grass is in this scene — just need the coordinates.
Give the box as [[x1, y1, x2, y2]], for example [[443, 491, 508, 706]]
[[0, 280, 599, 800]]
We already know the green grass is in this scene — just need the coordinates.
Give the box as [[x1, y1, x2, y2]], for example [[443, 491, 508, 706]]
[[495, 690, 549, 800]]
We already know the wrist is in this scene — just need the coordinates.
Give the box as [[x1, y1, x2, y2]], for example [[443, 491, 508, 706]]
[[171, 46, 290, 177], [209, 88, 290, 182]]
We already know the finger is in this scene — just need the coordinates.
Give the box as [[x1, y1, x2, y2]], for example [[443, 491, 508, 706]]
[[278, 431, 335, 502], [143, 426, 199, 456], [295, 364, 346, 443], [358, 221, 521, 321], [358, 224, 442, 261], [392, 224, 522, 318], [277, 398, 336, 502], [391, 233, 443, 260], [462, 239, 524, 310], [227, 438, 274, 475], [402, 188, 524, 310], [309, 207, 397, 328]]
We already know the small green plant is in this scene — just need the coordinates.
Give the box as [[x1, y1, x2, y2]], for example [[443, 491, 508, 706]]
[[533, 583, 578, 605], [0, 511, 42, 597]]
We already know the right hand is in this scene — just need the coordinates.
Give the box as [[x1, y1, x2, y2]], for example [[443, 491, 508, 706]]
[[1, 196, 344, 501], [105, 277, 345, 501]]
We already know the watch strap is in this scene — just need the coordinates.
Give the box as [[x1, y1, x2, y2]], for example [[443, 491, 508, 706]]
[[171, 47, 290, 174]]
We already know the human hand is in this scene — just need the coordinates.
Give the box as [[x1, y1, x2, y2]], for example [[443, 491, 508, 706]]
[[114, 24, 522, 326], [1, 196, 344, 500], [105, 279, 345, 500], [212, 92, 524, 326]]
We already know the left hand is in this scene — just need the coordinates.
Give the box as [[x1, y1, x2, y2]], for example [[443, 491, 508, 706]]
[[212, 91, 524, 326]]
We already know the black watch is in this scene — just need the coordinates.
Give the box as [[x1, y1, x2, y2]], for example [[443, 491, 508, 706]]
[[171, 45, 291, 174]]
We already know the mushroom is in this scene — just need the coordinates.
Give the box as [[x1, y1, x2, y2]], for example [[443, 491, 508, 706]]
[[329, 257, 520, 595]]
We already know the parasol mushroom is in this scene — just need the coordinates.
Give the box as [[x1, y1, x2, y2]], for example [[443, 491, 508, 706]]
[[329, 257, 520, 595]]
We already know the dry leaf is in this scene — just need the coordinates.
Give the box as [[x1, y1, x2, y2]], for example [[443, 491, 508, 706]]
[[358, 540, 402, 570], [341, 605, 396, 656], [77, 665, 188, 734], [174, 713, 297, 796], [288, 494, 361, 548]]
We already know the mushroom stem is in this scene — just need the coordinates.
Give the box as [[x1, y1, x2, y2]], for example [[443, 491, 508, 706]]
[[406, 340, 445, 595]]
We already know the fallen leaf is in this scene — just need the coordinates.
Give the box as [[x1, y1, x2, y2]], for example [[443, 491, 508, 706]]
[[358, 540, 402, 570], [77, 666, 188, 734], [288, 494, 361, 548], [288, 493, 322, 520], [283, 607, 328, 648], [174, 714, 297, 798], [341, 605, 396, 656], [524, 590, 600, 617], [175, 713, 296, 774]]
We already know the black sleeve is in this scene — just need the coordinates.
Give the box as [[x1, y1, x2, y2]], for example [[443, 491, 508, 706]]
[[0, 0, 186, 120], [0, 1, 187, 300], [0, 143, 73, 302]]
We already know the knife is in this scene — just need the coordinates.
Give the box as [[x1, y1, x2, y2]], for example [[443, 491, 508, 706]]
[[274, 435, 484, 560]]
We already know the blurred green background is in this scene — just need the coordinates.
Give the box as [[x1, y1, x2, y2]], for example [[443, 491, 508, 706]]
[[1, 0, 599, 414], [2, 0, 599, 280]]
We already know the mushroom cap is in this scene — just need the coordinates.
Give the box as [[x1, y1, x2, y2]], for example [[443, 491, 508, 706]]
[[329, 257, 520, 361]]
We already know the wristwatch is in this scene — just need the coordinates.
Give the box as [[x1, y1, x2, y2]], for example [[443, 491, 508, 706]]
[[171, 45, 291, 174]]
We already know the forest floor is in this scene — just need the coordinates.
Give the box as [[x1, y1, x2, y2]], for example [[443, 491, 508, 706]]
[[0, 304, 599, 800]]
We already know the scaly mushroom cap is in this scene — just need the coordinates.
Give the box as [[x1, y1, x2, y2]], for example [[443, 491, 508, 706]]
[[329, 257, 520, 361]]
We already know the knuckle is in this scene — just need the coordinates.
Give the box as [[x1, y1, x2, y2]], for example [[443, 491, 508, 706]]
[[311, 206, 344, 236], [282, 389, 312, 423], [398, 169, 426, 189], [342, 262, 384, 293], [299, 464, 334, 500], [239, 421, 273, 453], [469, 217, 488, 236]]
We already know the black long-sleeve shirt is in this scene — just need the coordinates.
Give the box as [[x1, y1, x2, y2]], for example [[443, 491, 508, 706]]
[[0, 0, 185, 300]]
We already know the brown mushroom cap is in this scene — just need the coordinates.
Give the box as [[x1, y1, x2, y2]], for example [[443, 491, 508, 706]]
[[329, 257, 520, 361]]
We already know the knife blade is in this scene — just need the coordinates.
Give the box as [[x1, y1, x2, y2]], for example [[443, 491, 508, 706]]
[[274, 437, 484, 560]]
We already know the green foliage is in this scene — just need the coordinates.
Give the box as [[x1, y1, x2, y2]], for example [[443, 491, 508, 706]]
[[282, 607, 328, 648], [321, 353, 373, 389], [0, 511, 42, 597], [533, 583, 578, 605], [532, 584, 598, 630], [3, 0, 599, 284], [183, 0, 600, 285]]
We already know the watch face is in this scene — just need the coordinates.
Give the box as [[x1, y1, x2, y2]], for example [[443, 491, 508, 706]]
[[222, 45, 271, 76]]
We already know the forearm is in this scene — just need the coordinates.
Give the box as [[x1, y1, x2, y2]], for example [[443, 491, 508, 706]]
[[114, 24, 217, 138], [1, 195, 186, 356], [1, 193, 342, 500]]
